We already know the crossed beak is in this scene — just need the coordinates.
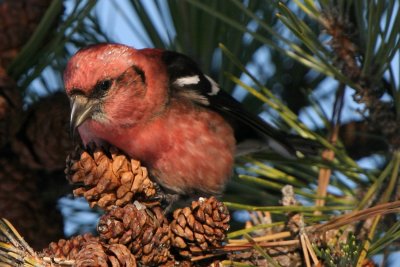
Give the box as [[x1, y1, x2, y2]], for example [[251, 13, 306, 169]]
[[70, 95, 95, 137]]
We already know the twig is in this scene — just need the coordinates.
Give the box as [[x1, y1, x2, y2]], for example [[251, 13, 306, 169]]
[[315, 83, 345, 212], [228, 232, 291, 244], [224, 240, 299, 250]]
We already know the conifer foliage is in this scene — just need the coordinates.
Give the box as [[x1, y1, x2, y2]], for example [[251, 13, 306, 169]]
[[0, 0, 399, 266]]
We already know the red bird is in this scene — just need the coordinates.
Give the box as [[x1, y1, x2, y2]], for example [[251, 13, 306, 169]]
[[64, 43, 309, 198]]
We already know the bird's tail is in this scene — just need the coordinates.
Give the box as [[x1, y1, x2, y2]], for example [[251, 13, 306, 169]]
[[286, 134, 322, 156]]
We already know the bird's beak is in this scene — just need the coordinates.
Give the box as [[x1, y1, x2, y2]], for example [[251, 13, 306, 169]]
[[70, 95, 95, 137]]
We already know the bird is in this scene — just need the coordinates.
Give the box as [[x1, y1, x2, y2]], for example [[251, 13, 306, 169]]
[[64, 43, 314, 199]]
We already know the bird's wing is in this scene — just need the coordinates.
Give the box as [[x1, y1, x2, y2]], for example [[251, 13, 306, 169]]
[[162, 51, 296, 157]]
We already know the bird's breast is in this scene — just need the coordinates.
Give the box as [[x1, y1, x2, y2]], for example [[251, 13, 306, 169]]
[[78, 101, 236, 196], [135, 102, 237, 195]]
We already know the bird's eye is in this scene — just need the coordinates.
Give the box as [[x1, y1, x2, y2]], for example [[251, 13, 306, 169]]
[[95, 79, 112, 91]]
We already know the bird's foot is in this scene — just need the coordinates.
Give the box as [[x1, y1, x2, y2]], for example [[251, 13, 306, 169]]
[[149, 183, 181, 213]]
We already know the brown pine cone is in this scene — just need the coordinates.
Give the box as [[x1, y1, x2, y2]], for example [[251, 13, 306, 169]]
[[66, 143, 157, 210], [107, 244, 137, 267], [11, 92, 73, 171], [338, 120, 387, 159], [0, 157, 64, 250], [0, 0, 53, 68], [170, 197, 230, 258], [43, 235, 137, 266], [75, 239, 109, 267], [75, 242, 137, 267], [98, 203, 171, 266], [0, 68, 22, 147], [42, 233, 99, 260]]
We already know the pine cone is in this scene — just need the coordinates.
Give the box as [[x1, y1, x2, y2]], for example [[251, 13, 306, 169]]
[[170, 197, 230, 258], [11, 92, 73, 171], [369, 101, 400, 148], [75, 241, 138, 267], [98, 203, 171, 266], [43, 234, 137, 266], [66, 143, 157, 210], [42, 233, 99, 260], [0, 68, 22, 147], [107, 244, 137, 267], [0, 0, 53, 68], [75, 239, 109, 267], [0, 156, 64, 250], [338, 120, 387, 159]]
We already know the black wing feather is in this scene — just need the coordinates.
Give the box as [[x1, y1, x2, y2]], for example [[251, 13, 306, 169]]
[[162, 51, 298, 157]]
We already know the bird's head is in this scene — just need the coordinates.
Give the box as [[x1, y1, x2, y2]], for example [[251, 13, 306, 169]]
[[64, 43, 169, 136]]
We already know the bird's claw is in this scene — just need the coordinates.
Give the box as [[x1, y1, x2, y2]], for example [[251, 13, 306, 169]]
[[149, 183, 181, 213]]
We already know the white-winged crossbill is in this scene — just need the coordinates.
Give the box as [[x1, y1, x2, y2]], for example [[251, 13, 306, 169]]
[[64, 43, 312, 198]]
